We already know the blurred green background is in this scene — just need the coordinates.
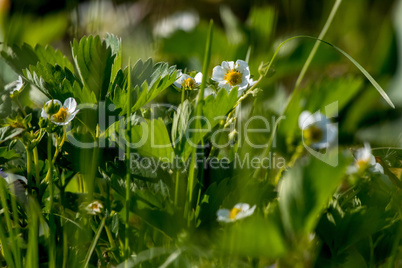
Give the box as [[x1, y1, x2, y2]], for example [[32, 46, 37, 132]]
[[1, 0, 401, 149], [0, 1, 401, 267]]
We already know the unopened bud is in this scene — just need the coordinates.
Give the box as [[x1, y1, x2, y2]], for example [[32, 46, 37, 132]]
[[44, 100, 61, 115]]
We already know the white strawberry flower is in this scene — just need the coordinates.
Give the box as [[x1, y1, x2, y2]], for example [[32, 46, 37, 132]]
[[173, 71, 202, 91], [212, 60, 251, 94], [85, 201, 103, 215], [298, 111, 337, 149], [348, 143, 384, 174], [217, 203, 256, 223], [7, 76, 24, 95], [41, 97, 79, 125]]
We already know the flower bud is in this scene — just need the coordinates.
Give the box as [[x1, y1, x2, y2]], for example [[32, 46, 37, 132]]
[[44, 100, 61, 115]]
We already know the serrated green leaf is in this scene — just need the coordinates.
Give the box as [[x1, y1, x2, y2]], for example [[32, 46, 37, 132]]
[[1, 43, 38, 75], [1, 43, 73, 76], [110, 59, 177, 115], [72, 35, 115, 102], [104, 34, 122, 82], [34, 44, 74, 71]]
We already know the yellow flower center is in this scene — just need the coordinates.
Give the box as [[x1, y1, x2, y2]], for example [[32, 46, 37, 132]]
[[53, 107, 68, 122], [182, 77, 195, 90], [229, 207, 242, 220], [224, 70, 242, 86], [303, 125, 323, 143], [356, 159, 370, 171]]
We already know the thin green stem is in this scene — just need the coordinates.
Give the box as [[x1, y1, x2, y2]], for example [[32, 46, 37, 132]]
[[25, 146, 33, 195], [32, 148, 40, 194], [12, 95, 40, 195], [47, 131, 56, 268], [125, 57, 132, 264], [186, 20, 213, 221], [174, 170, 180, 206], [10, 184, 21, 268], [295, 0, 343, 89]]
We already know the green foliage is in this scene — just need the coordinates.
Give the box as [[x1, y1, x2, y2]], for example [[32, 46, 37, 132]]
[[0, 0, 401, 265], [72, 35, 116, 102], [110, 58, 177, 115]]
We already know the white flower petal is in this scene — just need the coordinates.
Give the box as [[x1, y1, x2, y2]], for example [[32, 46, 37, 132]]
[[221, 61, 231, 71], [217, 209, 232, 222], [64, 97, 77, 113], [203, 88, 216, 98], [234, 203, 250, 211], [2, 173, 27, 185], [194, 72, 203, 84], [372, 163, 384, 174], [212, 66, 226, 82], [298, 111, 313, 129], [236, 60, 250, 77], [41, 109, 49, 119], [173, 75, 185, 88]]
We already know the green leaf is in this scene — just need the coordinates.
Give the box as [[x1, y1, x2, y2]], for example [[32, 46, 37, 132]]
[[0, 126, 24, 143], [33, 44, 74, 71], [1, 43, 73, 75], [106, 117, 174, 163], [217, 215, 286, 258], [0, 147, 20, 163], [71, 35, 115, 102], [171, 100, 193, 148], [1, 43, 39, 75], [110, 59, 177, 115], [104, 33, 122, 82], [278, 150, 352, 236]]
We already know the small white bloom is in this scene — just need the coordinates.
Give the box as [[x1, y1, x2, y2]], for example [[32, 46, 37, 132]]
[[0, 169, 27, 184], [173, 72, 202, 90], [85, 201, 103, 215], [41, 97, 79, 125], [298, 111, 337, 149], [217, 203, 256, 223], [7, 76, 24, 95], [347, 143, 384, 174], [0, 170, 27, 199], [212, 60, 251, 94]]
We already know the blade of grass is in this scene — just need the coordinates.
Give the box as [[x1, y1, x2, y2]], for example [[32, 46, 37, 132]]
[[0, 179, 20, 268], [264, 35, 395, 108], [186, 20, 213, 222], [0, 218, 15, 268], [295, 0, 343, 89], [10, 184, 21, 268], [26, 197, 39, 268], [83, 217, 106, 268]]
